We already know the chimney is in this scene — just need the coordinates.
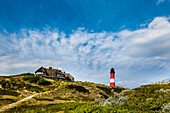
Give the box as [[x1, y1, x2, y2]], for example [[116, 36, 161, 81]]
[[49, 67, 52, 70]]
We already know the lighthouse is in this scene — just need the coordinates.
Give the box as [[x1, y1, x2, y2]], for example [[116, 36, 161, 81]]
[[110, 68, 115, 87]]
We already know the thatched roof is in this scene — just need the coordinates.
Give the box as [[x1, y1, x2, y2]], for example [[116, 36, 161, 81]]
[[35, 66, 46, 73], [65, 73, 74, 81], [35, 66, 74, 81]]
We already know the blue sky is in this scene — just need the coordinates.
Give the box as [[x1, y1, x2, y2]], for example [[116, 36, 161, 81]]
[[0, 0, 170, 88]]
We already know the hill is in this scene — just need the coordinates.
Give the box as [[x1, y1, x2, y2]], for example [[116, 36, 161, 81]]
[[0, 73, 169, 112]]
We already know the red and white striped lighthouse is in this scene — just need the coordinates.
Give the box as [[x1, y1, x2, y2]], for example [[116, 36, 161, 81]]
[[110, 68, 115, 87]]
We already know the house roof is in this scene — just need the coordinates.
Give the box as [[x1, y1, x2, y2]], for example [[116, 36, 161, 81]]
[[38, 74, 66, 80], [35, 66, 74, 80], [65, 73, 74, 80], [35, 66, 46, 73]]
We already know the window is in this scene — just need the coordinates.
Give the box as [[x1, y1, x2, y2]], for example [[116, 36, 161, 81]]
[[57, 73, 65, 77], [36, 72, 43, 74]]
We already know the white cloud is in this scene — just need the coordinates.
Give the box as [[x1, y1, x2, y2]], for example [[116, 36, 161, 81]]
[[126, 17, 170, 59], [116, 81, 145, 88], [157, 0, 165, 5], [0, 56, 62, 75], [0, 16, 170, 88]]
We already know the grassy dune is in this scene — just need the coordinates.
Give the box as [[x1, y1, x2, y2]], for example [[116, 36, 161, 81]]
[[0, 73, 169, 112]]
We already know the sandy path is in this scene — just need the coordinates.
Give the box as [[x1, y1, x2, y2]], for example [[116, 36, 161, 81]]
[[0, 94, 37, 112], [0, 85, 61, 112]]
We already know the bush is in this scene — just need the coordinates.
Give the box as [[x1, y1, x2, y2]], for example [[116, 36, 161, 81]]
[[99, 92, 109, 99], [111, 87, 126, 93], [0, 80, 11, 89], [74, 104, 132, 113], [66, 85, 89, 93], [28, 86, 44, 92], [6, 102, 85, 112], [97, 86, 112, 95], [94, 90, 129, 107], [22, 76, 52, 86], [22, 76, 40, 83], [19, 73, 34, 76], [37, 78, 52, 85], [161, 102, 170, 113], [0, 89, 20, 96]]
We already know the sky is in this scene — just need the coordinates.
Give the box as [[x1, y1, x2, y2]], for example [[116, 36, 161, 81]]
[[0, 0, 170, 88]]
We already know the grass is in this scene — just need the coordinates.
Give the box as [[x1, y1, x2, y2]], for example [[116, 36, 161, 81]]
[[0, 73, 169, 113], [4, 102, 143, 113], [33, 80, 116, 102], [0, 89, 20, 96], [4, 102, 89, 113], [0, 98, 16, 107], [33, 97, 54, 101], [93, 83, 170, 112], [66, 85, 89, 93], [96, 86, 112, 95], [53, 96, 71, 100]]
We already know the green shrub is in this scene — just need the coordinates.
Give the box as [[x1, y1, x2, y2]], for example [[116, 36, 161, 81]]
[[0, 80, 11, 89], [111, 87, 126, 93], [74, 104, 132, 113], [0, 89, 20, 96], [99, 92, 109, 99], [19, 73, 34, 76], [37, 78, 52, 85], [161, 102, 170, 113], [22, 76, 52, 86], [94, 93, 129, 107], [97, 86, 112, 95], [66, 85, 89, 93], [27, 85, 44, 92], [22, 76, 40, 83], [6, 102, 85, 112]]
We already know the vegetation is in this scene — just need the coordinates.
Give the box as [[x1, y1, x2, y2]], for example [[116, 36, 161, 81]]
[[74, 104, 134, 113], [22, 75, 52, 85], [33, 80, 115, 102], [0, 89, 20, 96], [0, 99, 16, 107], [94, 83, 170, 112], [96, 86, 112, 95], [4, 102, 86, 113], [53, 96, 71, 100], [0, 73, 169, 113], [37, 77, 52, 85], [22, 76, 39, 83], [33, 97, 54, 101], [0, 73, 50, 107], [66, 85, 90, 93]]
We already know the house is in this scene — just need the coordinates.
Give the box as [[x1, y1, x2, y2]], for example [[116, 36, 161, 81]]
[[35, 66, 74, 81]]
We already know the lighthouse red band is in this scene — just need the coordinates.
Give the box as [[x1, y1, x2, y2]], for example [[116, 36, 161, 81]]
[[110, 68, 115, 87]]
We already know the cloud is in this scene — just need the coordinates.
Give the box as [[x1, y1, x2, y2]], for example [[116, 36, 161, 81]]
[[0, 56, 62, 75], [126, 17, 170, 59], [116, 81, 146, 88], [0, 16, 170, 88], [157, 0, 165, 5]]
